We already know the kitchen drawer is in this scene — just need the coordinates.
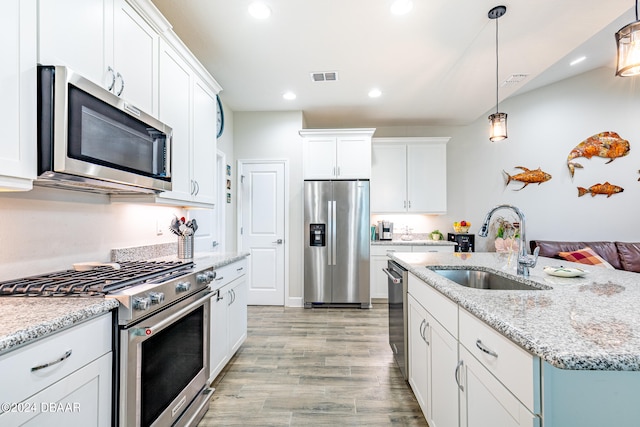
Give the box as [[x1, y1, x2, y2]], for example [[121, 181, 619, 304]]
[[459, 308, 540, 413], [411, 245, 454, 253], [408, 273, 457, 337], [0, 313, 112, 404], [211, 258, 248, 290], [370, 245, 406, 256]]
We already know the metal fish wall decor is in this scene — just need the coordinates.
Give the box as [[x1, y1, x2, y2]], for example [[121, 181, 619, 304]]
[[503, 166, 552, 190], [577, 182, 624, 198], [567, 131, 630, 178]]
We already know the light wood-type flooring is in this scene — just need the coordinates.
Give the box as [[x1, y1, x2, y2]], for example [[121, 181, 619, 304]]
[[198, 303, 428, 426]]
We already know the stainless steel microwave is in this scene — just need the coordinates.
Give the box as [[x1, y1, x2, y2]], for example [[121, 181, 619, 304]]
[[36, 65, 172, 194]]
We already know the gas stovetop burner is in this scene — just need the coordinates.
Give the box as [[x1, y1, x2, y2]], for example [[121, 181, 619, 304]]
[[0, 261, 194, 297]]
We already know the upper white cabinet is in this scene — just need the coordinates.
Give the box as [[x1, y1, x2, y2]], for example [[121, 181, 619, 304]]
[[300, 129, 375, 179], [371, 137, 449, 214], [155, 40, 217, 206], [0, 0, 36, 191], [38, 0, 159, 115]]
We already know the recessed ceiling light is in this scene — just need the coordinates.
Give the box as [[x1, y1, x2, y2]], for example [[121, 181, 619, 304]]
[[570, 56, 587, 66], [248, 1, 271, 19], [368, 88, 382, 98], [390, 0, 413, 15], [283, 91, 296, 100]]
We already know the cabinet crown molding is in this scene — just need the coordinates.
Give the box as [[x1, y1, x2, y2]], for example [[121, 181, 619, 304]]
[[299, 128, 375, 137], [373, 137, 450, 145]]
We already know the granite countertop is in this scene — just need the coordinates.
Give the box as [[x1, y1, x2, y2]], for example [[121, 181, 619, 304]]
[[0, 251, 248, 356], [372, 239, 456, 247], [390, 251, 640, 371], [0, 298, 118, 356]]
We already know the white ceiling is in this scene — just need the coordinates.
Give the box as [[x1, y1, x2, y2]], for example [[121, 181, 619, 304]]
[[151, 0, 635, 128]]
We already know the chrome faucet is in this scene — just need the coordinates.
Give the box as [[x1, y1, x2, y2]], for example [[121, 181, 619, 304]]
[[478, 204, 540, 277]]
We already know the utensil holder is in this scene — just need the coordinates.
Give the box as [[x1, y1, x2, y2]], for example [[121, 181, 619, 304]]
[[177, 235, 194, 259]]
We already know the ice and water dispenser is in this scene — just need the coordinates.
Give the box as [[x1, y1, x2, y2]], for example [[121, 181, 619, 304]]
[[309, 224, 326, 247]]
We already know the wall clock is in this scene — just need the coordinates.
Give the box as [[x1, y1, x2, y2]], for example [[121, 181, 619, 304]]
[[216, 94, 224, 138]]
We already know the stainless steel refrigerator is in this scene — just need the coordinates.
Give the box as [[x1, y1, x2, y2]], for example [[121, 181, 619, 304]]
[[304, 180, 370, 308]]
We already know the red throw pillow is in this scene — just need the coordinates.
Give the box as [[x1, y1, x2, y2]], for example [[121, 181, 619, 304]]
[[558, 247, 614, 269]]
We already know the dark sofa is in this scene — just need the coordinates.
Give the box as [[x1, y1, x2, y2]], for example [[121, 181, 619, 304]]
[[529, 240, 640, 273]]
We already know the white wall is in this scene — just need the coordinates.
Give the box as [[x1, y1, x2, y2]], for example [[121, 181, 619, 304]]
[[375, 66, 640, 251], [233, 111, 305, 304], [215, 98, 237, 252], [0, 188, 183, 280]]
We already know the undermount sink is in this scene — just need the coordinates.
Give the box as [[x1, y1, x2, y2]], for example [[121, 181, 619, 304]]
[[432, 269, 548, 291]]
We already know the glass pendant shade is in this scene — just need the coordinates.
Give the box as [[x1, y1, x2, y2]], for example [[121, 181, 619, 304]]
[[489, 112, 508, 142], [616, 20, 640, 76]]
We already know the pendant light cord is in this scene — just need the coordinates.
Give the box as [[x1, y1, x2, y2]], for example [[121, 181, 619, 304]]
[[495, 14, 499, 114], [636, 0, 639, 21]]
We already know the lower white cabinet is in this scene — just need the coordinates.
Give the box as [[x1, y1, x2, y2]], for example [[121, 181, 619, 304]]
[[408, 273, 540, 427], [411, 245, 454, 253], [408, 294, 430, 418], [0, 313, 113, 427], [209, 259, 248, 382], [408, 278, 458, 427], [371, 244, 454, 299], [460, 346, 539, 427]]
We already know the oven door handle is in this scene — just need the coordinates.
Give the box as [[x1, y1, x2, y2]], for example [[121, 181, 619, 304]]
[[135, 291, 213, 338]]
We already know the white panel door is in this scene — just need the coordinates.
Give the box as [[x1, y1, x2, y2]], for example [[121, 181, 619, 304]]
[[0, 0, 36, 190], [240, 161, 286, 305], [336, 136, 371, 178], [38, 0, 110, 89], [407, 143, 447, 213], [112, 0, 158, 114], [371, 144, 407, 212], [302, 137, 336, 179]]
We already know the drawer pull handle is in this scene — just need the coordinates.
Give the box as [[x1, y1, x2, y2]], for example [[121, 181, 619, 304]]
[[455, 360, 464, 391], [476, 339, 499, 358], [31, 349, 72, 372]]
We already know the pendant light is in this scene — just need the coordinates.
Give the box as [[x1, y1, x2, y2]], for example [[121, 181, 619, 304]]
[[615, 0, 640, 77], [488, 6, 507, 142]]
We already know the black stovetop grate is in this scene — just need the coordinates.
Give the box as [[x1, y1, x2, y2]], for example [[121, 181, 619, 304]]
[[0, 261, 193, 297]]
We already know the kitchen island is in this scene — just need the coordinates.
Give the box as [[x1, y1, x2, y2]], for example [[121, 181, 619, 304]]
[[392, 250, 640, 427]]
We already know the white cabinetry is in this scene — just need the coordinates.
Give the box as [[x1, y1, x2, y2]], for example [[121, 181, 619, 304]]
[[0, 0, 36, 191], [458, 308, 540, 427], [371, 137, 449, 214], [408, 272, 541, 427], [0, 314, 113, 427], [411, 245, 454, 253], [459, 346, 538, 427], [370, 245, 453, 299], [155, 40, 217, 206], [408, 273, 459, 427], [209, 259, 248, 382], [370, 245, 396, 299], [38, 0, 159, 115], [300, 129, 375, 179]]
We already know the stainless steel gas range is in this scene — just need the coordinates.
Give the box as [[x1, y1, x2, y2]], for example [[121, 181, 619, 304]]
[[0, 260, 216, 427]]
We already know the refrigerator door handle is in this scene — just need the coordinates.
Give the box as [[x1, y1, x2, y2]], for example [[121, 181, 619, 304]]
[[327, 200, 333, 266], [331, 200, 337, 265]]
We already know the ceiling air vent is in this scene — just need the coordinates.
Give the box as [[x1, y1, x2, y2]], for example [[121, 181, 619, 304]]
[[500, 73, 529, 87], [311, 71, 338, 82]]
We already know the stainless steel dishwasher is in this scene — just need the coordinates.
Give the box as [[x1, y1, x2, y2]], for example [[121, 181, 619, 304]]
[[383, 260, 408, 379]]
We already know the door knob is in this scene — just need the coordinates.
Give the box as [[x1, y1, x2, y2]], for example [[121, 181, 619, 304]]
[[273, 239, 283, 244]]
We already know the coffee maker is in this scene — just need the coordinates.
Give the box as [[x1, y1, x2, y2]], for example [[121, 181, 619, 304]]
[[377, 221, 393, 240]]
